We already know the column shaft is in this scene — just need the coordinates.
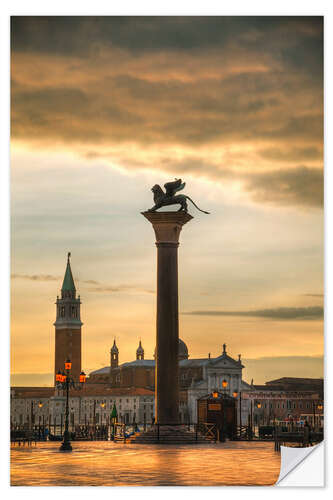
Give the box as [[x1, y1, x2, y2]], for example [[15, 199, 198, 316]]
[[156, 242, 179, 424]]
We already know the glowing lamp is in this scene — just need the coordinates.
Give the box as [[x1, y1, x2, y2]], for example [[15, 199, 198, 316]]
[[233, 391, 238, 398], [79, 371, 87, 383], [212, 391, 219, 399], [222, 379, 228, 389], [100, 402, 106, 408], [38, 401, 43, 408], [61, 373, 67, 383], [256, 401, 261, 409], [56, 371, 62, 382], [65, 359, 72, 371], [317, 403, 323, 411]]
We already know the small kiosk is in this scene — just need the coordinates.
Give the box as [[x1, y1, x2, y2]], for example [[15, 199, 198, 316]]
[[197, 391, 237, 441]]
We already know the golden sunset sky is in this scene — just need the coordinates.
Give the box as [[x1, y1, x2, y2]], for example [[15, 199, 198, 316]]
[[10, 16, 323, 386]]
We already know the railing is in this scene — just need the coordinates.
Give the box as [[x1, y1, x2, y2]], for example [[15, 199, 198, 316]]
[[274, 427, 324, 451], [10, 423, 122, 442], [197, 422, 216, 441], [10, 429, 37, 446]]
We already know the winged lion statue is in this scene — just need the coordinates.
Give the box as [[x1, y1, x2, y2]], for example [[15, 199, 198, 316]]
[[148, 179, 209, 214]]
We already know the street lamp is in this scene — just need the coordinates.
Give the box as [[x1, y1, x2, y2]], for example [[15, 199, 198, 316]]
[[212, 390, 219, 399], [56, 359, 86, 452], [100, 402, 106, 425], [312, 401, 317, 430], [222, 379, 228, 390], [233, 391, 238, 398]]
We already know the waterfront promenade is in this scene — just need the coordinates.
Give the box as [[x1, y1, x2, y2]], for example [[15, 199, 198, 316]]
[[11, 441, 281, 486]]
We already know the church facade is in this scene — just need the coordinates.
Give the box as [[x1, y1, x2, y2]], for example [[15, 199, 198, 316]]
[[88, 338, 251, 424]]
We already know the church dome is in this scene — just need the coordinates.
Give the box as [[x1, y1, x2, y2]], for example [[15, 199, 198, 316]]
[[154, 338, 189, 360], [178, 338, 189, 360]]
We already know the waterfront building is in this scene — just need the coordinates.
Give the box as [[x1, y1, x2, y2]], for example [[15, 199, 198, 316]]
[[10, 386, 154, 427]]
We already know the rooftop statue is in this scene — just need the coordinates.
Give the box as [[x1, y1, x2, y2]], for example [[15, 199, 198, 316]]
[[148, 179, 210, 214]]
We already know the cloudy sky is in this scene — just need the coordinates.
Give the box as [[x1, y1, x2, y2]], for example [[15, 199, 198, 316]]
[[10, 16, 323, 386]]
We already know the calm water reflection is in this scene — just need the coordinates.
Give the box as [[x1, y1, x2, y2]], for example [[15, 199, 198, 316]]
[[11, 441, 281, 486]]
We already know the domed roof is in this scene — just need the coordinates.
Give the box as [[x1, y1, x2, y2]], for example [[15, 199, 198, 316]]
[[178, 338, 189, 360], [154, 339, 189, 360]]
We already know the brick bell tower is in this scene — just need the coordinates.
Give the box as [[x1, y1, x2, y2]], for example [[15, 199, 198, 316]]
[[54, 253, 82, 384]]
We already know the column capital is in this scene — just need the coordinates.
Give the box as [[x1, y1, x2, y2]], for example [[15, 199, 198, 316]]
[[141, 211, 193, 244]]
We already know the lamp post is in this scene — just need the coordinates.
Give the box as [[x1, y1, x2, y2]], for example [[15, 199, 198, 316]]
[[232, 391, 238, 437], [100, 402, 106, 437], [30, 400, 34, 430], [37, 401, 43, 438], [317, 403, 323, 430], [220, 381, 228, 441], [100, 401, 105, 424], [56, 359, 86, 452], [255, 401, 261, 435]]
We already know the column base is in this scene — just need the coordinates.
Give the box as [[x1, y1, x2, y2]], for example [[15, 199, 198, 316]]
[[126, 424, 212, 444]]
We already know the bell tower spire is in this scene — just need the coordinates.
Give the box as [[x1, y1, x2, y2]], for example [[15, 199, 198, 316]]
[[61, 252, 76, 298], [136, 339, 144, 360], [54, 253, 83, 384], [110, 339, 119, 368]]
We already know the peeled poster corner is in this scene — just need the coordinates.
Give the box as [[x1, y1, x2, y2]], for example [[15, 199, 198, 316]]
[[276, 442, 324, 487]]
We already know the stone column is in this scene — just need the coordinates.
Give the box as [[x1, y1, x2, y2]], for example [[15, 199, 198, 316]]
[[142, 211, 193, 425]]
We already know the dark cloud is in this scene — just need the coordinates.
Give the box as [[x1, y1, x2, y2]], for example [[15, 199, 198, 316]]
[[88, 285, 154, 294], [182, 306, 323, 320], [10, 16, 323, 209], [11, 74, 323, 146], [11, 16, 322, 59], [258, 146, 322, 163], [11, 274, 153, 294], [12, 273, 60, 281], [244, 166, 323, 207]]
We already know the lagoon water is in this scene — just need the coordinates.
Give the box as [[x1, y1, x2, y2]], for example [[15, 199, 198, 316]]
[[11, 440, 281, 486]]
